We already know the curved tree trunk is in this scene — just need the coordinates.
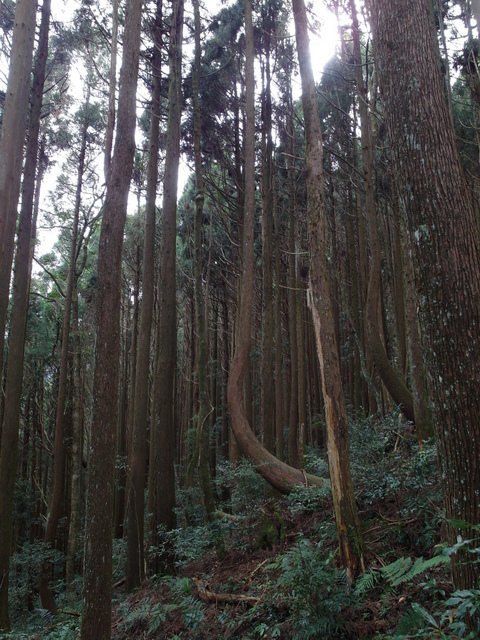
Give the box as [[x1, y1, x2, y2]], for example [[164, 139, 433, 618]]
[[367, 0, 480, 590], [292, 0, 363, 577], [226, 0, 323, 495]]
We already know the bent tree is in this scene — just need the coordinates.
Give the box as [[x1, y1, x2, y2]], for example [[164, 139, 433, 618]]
[[227, 0, 323, 494], [291, 0, 363, 576], [367, 0, 480, 589]]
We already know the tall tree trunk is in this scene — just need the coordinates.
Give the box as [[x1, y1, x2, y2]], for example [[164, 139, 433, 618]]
[[80, 0, 143, 632], [368, 0, 480, 590], [349, 0, 414, 424], [66, 283, 84, 596], [346, 186, 362, 415], [274, 185, 284, 461], [227, 0, 323, 494], [40, 80, 90, 616], [149, 0, 183, 573], [296, 256, 307, 464], [260, 47, 275, 453], [125, 0, 162, 593], [287, 104, 299, 468], [104, 0, 118, 181], [0, 0, 37, 263], [114, 295, 130, 538], [292, 0, 363, 577], [0, 0, 50, 625], [192, 0, 215, 517], [391, 196, 407, 377], [402, 223, 433, 441], [0, 0, 38, 408]]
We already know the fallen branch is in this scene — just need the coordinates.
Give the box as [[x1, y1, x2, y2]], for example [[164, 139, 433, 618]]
[[113, 577, 126, 589], [58, 609, 81, 617], [192, 578, 260, 606]]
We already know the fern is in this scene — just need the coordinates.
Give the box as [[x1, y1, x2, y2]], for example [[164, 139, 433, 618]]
[[123, 599, 152, 631], [354, 568, 379, 595], [148, 603, 167, 634], [179, 594, 205, 630], [355, 554, 449, 596], [395, 603, 438, 637]]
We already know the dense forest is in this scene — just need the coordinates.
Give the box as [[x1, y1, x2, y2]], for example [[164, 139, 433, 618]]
[[0, 0, 479, 637]]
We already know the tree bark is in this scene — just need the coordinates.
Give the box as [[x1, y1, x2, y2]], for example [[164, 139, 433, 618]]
[[226, 0, 323, 494], [125, 0, 162, 593], [80, 0, 143, 632], [149, 0, 183, 573], [349, 0, 414, 424], [104, 0, 118, 182], [192, 0, 216, 517], [367, 0, 480, 590], [66, 283, 84, 596], [0, 0, 50, 626], [274, 184, 284, 461], [287, 103, 299, 468], [40, 78, 90, 617], [292, 0, 363, 577], [260, 46, 275, 454], [0, 0, 37, 263]]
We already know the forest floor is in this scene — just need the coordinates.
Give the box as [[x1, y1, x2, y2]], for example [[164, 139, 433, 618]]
[[8, 413, 475, 639], [107, 415, 461, 639]]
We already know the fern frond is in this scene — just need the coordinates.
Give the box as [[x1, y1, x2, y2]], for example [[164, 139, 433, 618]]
[[354, 569, 379, 595], [395, 605, 427, 637]]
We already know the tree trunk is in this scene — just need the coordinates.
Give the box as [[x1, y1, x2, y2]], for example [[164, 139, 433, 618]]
[[0, 0, 37, 263], [66, 284, 84, 596], [115, 295, 130, 538], [227, 0, 323, 494], [40, 79, 90, 617], [192, 0, 215, 517], [80, 0, 143, 631], [292, 0, 363, 578], [149, 0, 183, 573], [349, 0, 414, 424], [260, 46, 275, 454], [287, 103, 299, 468], [274, 184, 284, 461], [104, 0, 118, 181], [367, 0, 480, 590], [125, 0, 162, 593], [0, 0, 50, 626]]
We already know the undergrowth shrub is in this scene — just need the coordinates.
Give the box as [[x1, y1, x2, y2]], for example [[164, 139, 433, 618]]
[[275, 537, 349, 638], [215, 459, 271, 515], [114, 578, 205, 639]]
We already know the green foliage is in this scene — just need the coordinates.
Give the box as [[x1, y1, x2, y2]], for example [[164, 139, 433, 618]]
[[394, 591, 480, 639], [275, 538, 349, 638], [215, 459, 271, 515], [355, 554, 450, 596], [286, 483, 331, 515], [115, 579, 205, 638]]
